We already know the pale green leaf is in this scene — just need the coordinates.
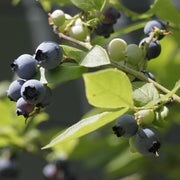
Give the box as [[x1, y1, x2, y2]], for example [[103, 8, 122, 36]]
[[132, 82, 160, 107], [83, 69, 133, 108], [0, 101, 14, 126], [80, 45, 110, 67], [42, 107, 128, 149]]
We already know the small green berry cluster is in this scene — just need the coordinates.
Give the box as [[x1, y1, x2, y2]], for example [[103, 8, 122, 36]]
[[49, 9, 88, 41]]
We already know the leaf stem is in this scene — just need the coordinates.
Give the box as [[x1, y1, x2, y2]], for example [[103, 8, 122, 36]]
[[111, 60, 180, 103]]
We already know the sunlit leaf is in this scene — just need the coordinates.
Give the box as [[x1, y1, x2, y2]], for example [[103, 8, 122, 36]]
[[80, 45, 110, 67], [83, 69, 134, 108], [42, 107, 128, 149]]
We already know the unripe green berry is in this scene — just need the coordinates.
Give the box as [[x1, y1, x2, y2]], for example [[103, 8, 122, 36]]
[[107, 38, 127, 62], [135, 109, 154, 126], [155, 106, 169, 121], [69, 25, 87, 41], [125, 44, 143, 65], [160, 106, 169, 119], [65, 13, 72, 20], [51, 9, 65, 26], [75, 18, 82, 26]]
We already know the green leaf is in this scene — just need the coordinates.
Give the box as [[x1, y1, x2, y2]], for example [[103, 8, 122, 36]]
[[0, 126, 24, 148], [0, 100, 13, 126], [38, 0, 73, 11], [11, 0, 21, 5], [71, 0, 104, 11], [80, 45, 110, 67], [83, 69, 134, 108], [152, 0, 180, 29], [42, 107, 128, 149], [61, 45, 86, 63], [40, 62, 87, 84], [0, 81, 10, 98], [132, 82, 160, 107]]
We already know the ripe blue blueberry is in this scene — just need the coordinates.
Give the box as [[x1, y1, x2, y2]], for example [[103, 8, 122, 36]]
[[11, 54, 38, 79], [16, 97, 35, 117], [139, 37, 161, 60], [112, 114, 138, 137], [144, 20, 166, 40], [102, 5, 121, 24], [142, 70, 156, 81], [7, 79, 25, 101], [35, 41, 63, 69], [95, 22, 114, 38], [133, 71, 156, 82], [36, 85, 52, 108], [20, 79, 46, 105], [0, 157, 18, 178], [134, 127, 161, 156]]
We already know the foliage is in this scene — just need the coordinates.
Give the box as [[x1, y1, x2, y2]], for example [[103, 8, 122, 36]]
[[2, 0, 180, 179]]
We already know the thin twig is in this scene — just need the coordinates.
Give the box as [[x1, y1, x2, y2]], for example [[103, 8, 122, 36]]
[[58, 32, 93, 50]]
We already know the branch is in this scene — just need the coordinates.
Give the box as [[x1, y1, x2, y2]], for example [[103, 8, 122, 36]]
[[58, 32, 93, 50]]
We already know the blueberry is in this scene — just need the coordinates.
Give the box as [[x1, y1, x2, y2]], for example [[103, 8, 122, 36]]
[[142, 70, 156, 81], [35, 41, 63, 69], [144, 20, 166, 40], [107, 38, 127, 62], [43, 160, 68, 180], [133, 71, 156, 82], [135, 109, 154, 126], [102, 5, 121, 24], [95, 22, 114, 38], [112, 114, 138, 137], [7, 79, 25, 101], [69, 25, 87, 41], [36, 85, 52, 108], [125, 44, 143, 65], [16, 97, 35, 117], [51, 9, 65, 26], [11, 54, 38, 79], [134, 127, 161, 156], [0, 157, 18, 178], [42, 163, 59, 179], [21, 79, 46, 105], [139, 37, 161, 60]]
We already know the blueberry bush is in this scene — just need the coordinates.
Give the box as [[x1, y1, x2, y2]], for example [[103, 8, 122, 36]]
[[1, 0, 180, 179]]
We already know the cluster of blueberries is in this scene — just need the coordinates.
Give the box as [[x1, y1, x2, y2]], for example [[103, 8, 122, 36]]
[[7, 41, 63, 118], [139, 19, 166, 60], [113, 114, 161, 157], [111, 20, 168, 157]]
